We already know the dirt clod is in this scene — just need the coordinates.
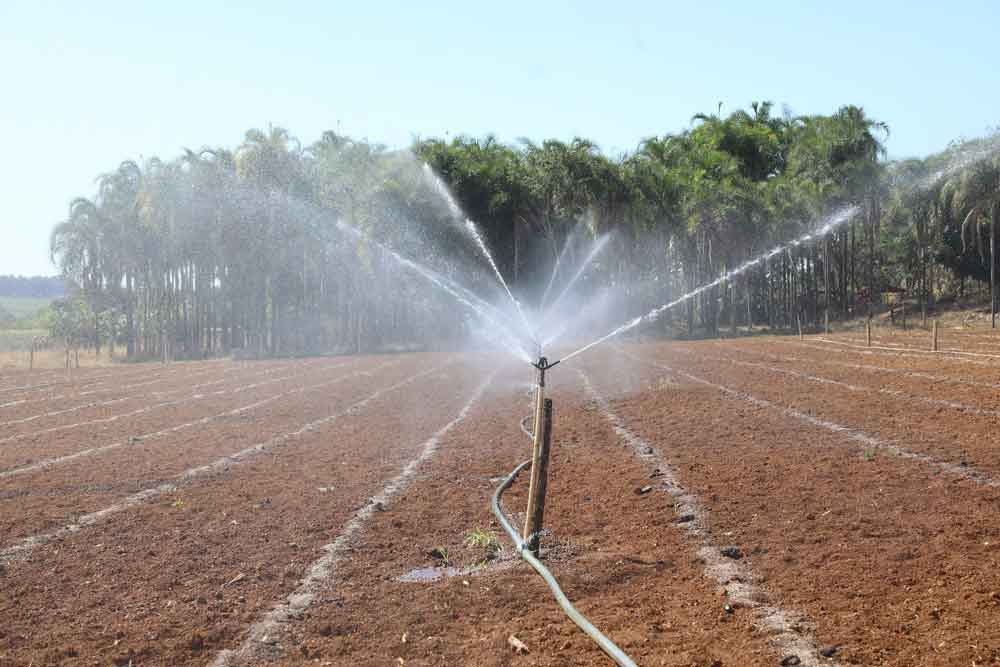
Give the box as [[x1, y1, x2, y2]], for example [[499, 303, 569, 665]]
[[720, 546, 743, 560], [507, 634, 529, 655]]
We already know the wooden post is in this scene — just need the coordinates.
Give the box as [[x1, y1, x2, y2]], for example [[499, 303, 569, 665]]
[[29, 337, 35, 370], [932, 320, 939, 352], [866, 318, 872, 347], [796, 312, 803, 340], [524, 399, 553, 556], [523, 366, 546, 547], [824, 310, 830, 334]]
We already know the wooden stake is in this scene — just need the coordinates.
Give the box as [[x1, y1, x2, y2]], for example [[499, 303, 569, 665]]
[[523, 369, 546, 546], [29, 337, 35, 370], [866, 318, 872, 347], [824, 310, 830, 334], [524, 399, 553, 556], [932, 319, 939, 352], [796, 313, 803, 340]]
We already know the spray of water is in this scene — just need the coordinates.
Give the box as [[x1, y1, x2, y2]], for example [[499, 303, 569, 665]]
[[920, 134, 1000, 189], [421, 163, 539, 348], [539, 221, 590, 310], [420, 163, 465, 220], [417, 132, 1000, 369], [544, 234, 612, 317], [463, 219, 537, 343], [332, 219, 534, 362], [559, 205, 860, 363]]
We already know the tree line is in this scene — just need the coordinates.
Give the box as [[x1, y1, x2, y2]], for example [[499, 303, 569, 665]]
[[0, 275, 66, 299], [48, 103, 1000, 360]]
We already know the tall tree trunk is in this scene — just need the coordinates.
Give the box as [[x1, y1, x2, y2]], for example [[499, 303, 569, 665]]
[[993, 202, 998, 329], [824, 233, 831, 329]]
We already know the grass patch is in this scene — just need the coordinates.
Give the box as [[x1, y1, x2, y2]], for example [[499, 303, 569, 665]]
[[0, 296, 52, 320]]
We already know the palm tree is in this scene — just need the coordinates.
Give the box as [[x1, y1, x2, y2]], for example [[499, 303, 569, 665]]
[[951, 154, 1000, 326]]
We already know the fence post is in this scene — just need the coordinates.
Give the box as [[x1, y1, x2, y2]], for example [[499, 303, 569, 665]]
[[29, 337, 35, 370], [866, 317, 872, 348], [931, 320, 938, 352]]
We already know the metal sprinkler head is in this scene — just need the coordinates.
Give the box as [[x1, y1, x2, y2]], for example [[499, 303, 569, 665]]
[[532, 356, 559, 372], [532, 355, 560, 387]]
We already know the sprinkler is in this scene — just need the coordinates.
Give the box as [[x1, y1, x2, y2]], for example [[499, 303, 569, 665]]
[[532, 355, 560, 377], [492, 354, 637, 666]]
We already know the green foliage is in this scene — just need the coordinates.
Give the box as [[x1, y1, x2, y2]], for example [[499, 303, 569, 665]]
[[0, 296, 53, 320], [464, 527, 502, 552], [48, 294, 94, 347], [48, 106, 1000, 359]]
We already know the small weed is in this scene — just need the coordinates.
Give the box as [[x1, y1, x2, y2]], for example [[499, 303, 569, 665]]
[[465, 528, 503, 565], [429, 546, 451, 566], [170, 499, 186, 509], [465, 527, 501, 552], [862, 449, 877, 461]]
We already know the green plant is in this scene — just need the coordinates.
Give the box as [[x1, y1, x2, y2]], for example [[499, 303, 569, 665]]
[[431, 546, 451, 566], [862, 448, 877, 461], [464, 528, 503, 563]]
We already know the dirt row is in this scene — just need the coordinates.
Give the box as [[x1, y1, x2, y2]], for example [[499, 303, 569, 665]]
[[0, 357, 377, 473], [0, 362, 252, 420], [3, 341, 1000, 665], [276, 356, 782, 666], [602, 342, 1000, 665], [0, 357, 430, 541], [0, 358, 336, 439], [0, 361, 221, 400], [1, 355, 493, 666], [654, 342, 1000, 479]]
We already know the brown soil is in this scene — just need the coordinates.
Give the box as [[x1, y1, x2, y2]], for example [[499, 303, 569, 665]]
[[2, 335, 1000, 666]]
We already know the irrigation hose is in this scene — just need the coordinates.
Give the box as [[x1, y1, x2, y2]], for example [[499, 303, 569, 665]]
[[492, 439, 638, 666]]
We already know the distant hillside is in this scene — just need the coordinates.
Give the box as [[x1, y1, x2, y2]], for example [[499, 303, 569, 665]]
[[0, 275, 66, 299]]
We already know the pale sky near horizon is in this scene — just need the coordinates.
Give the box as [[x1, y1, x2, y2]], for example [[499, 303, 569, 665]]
[[2, 0, 997, 276]]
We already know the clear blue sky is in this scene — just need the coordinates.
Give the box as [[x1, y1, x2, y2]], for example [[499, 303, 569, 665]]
[[2, 0, 997, 276]]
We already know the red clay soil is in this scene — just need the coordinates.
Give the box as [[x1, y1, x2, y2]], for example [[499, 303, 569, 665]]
[[285, 372, 776, 666], [605, 343, 1000, 666], [0, 357, 415, 541], [651, 343, 1000, 477], [1, 354, 467, 665], [2, 338, 1000, 666]]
